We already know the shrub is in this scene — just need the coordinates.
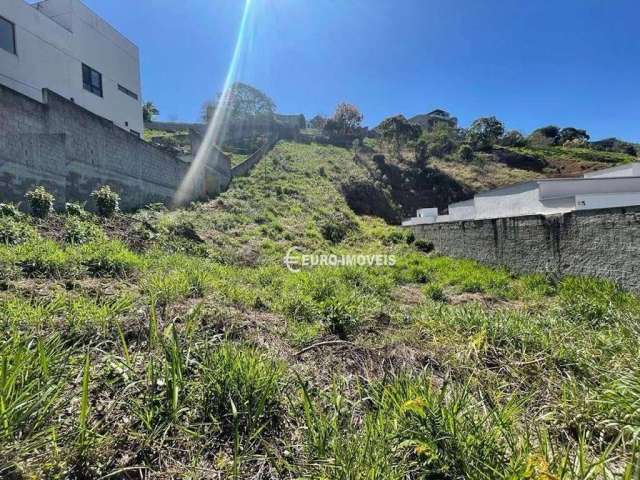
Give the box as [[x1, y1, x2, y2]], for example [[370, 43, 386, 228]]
[[386, 229, 414, 245], [65, 202, 90, 219], [200, 342, 285, 437], [64, 218, 105, 245], [91, 185, 120, 217], [457, 144, 474, 163], [25, 186, 55, 218], [0, 203, 21, 218], [414, 239, 434, 253], [499, 130, 527, 147], [0, 217, 35, 245], [320, 212, 357, 244]]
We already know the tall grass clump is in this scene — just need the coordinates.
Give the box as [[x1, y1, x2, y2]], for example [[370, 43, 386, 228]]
[[77, 240, 141, 276], [558, 276, 639, 327], [14, 239, 77, 277], [0, 335, 68, 462], [200, 342, 285, 439]]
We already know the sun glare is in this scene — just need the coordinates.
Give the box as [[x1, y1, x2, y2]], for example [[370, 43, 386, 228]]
[[173, 0, 255, 206]]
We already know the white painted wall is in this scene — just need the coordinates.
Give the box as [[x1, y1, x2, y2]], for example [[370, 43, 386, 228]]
[[584, 162, 640, 179], [417, 208, 438, 218], [474, 184, 577, 220], [0, 0, 142, 134], [575, 192, 640, 210], [539, 177, 640, 199], [448, 200, 475, 221]]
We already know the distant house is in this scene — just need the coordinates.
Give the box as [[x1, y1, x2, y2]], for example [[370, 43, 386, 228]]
[[409, 109, 458, 131], [0, 0, 143, 135], [403, 162, 640, 225]]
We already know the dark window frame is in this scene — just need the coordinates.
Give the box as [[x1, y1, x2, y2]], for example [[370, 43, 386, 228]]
[[118, 84, 139, 100], [0, 15, 17, 55], [82, 63, 103, 97]]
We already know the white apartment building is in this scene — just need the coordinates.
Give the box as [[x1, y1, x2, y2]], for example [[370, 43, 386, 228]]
[[403, 161, 640, 225], [0, 0, 143, 135]]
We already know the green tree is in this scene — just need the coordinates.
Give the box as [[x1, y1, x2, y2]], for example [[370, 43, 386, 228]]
[[378, 115, 422, 156], [142, 101, 159, 122], [205, 82, 276, 122], [559, 127, 590, 145], [466, 116, 505, 151], [308, 115, 328, 130], [499, 130, 527, 147], [421, 123, 461, 158], [457, 144, 474, 162], [528, 125, 560, 146], [332, 103, 363, 134]]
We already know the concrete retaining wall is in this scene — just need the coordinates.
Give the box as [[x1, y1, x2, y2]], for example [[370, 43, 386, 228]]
[[408, 207, 640, 292], [231, 138, 278, 178], [0, 85, 226, 210]]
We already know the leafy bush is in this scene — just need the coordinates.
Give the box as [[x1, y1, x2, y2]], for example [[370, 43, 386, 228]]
[[25, 186, 55, 218], [386, 228, 414, 245], [320, 212, 357, 244], [91, 185, 120, 217], [0, 203, 21, 218], [414, 239, 434, 253], [457, 144, 474, 162], [65, 202, 90, 219], [64, 218, 105, 245], [499, 130, 527, 147], [200, 342, 285, 437], [0, 217, 36, 245]]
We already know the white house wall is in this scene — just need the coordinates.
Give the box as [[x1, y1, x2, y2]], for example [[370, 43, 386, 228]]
[[475, 187, 541, 219], [449, 204, 476, 221], [0, 0, 142, 134], [539, 177, 640, 199], [584, 163, 640, 179], [576, 192, 640, 211]]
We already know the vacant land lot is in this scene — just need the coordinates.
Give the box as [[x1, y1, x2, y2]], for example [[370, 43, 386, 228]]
[[1, 142, 638, 478]]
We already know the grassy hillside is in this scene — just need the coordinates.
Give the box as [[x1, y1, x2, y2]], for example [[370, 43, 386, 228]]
[[354, 141, 638, 217], [1, 141, 639, 478]]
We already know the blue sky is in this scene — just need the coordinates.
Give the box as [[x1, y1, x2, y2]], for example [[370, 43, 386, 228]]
[[81, 0, 639, 141]]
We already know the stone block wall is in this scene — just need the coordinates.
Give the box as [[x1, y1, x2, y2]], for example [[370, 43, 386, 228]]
[[0, 85, 219, 210], [409, 207, 640, 292]]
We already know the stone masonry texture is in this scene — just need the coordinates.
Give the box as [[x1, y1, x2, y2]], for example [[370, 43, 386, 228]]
[[0, 85, 217, 210], [409, 207, 640, 293]]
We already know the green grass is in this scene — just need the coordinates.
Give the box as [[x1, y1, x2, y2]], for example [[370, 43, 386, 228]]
[[508, 145, 637, 165], [0, 141, 639, 477]]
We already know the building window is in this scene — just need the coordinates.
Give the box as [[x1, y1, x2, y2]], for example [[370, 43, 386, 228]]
[[118, 84, 139, 101], [0, 16, 16, 55], [82, 63, 103, 97]]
